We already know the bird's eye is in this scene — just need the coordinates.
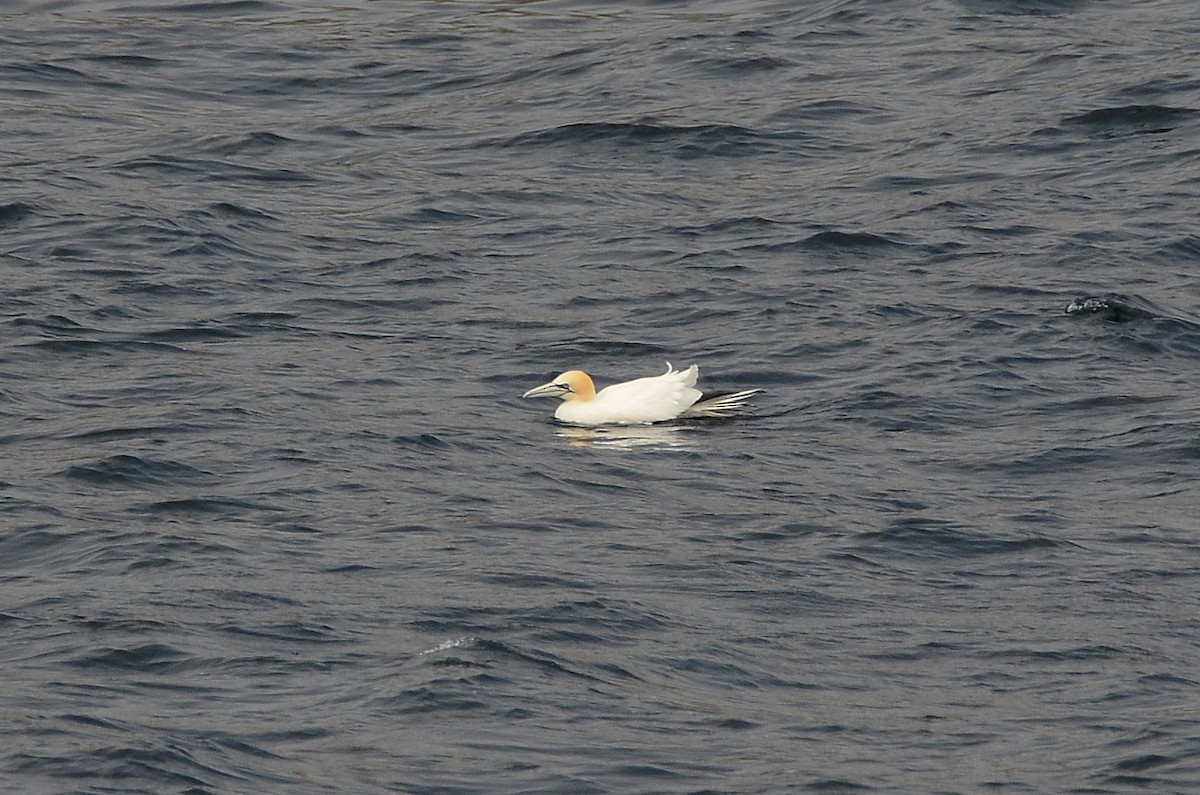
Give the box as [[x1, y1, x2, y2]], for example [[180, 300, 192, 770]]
[[556, 382, 572, 392]]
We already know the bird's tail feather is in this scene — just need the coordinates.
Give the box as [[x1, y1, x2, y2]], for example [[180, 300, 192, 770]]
[[683, 389, 762, 418]]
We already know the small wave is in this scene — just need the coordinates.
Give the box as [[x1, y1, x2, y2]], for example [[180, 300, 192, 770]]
[[742, 229, 909, 254], [127, 0, 291, 17], [139, 496, 284, 516], [1064, 295, 1155, 323], [499, 120, 804, 158], [542, 338, 670, 356], [1065, 104, 1195, 127], [60, 454, 214, 489], [672, 215, 784, 236], [854, 517, 1066, 560], [392, 433, 453, 451], [65, 422, 206, 444], [199, 201, 278, 221], [11, 745, 216, 791], [17, 338, 112, 355], [76, 53, 167, 68], [11, 313, 89, 333], [689, 53, 796, 75], [200, 130, 295, 157], [12, 60, 117, 89], [805, 778, 872, 792], [985, 644, 1127, 662], [69, 643, 194, 673], [0, 201, 39, 228], [1151, 234, 1200, 263], [1062, 104, 1196, 136], [1112, 753, 1175, 774], [143, 324, 249, 342], [220, 621, 343, 644], [1065, 294, 1200, 358], [803, 230, 908, 250], [419, 636, 479, 656], [139, 311, 309, 342], [958, 0, 1115, 15], [397, 206, 486, 224], [113, 155, 310, 184]]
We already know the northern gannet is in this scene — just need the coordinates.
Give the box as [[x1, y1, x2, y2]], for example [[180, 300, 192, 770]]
[[522, 362, 761, 426]]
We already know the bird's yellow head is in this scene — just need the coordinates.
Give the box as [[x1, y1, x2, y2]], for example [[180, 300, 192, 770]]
[[522, 369, 596, 402]]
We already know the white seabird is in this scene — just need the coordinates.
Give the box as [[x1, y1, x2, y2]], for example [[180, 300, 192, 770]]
[[522, 362, 761, 426]]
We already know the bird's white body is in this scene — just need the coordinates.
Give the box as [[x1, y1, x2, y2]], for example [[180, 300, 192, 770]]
[[522, 363, 759, 426]]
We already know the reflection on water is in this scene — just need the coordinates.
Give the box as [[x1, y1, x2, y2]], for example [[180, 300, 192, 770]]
[[555, 424, 696, 450]]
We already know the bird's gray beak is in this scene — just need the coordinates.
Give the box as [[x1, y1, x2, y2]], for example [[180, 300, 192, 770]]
[[522, 381, 567, 399]]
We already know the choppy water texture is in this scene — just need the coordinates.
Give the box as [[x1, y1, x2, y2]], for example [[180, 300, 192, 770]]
[[4, 1, 1200, 792]]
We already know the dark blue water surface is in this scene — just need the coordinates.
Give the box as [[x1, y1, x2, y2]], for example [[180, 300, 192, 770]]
[[4, 1, 1200, 792]]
